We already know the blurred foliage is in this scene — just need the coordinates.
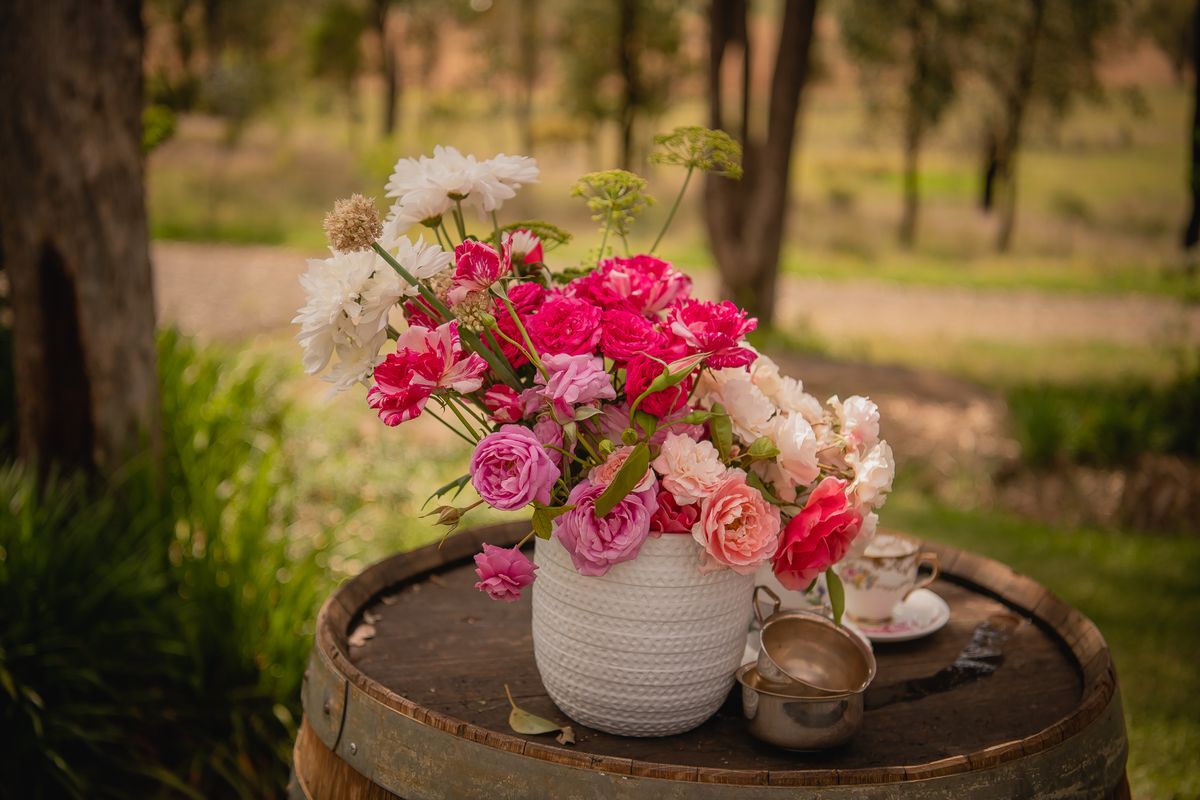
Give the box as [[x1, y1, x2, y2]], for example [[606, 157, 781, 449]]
[[307, 0, 366, 98], [0, 331, 332, 798], [1008, 354, 1200, 468], [143, 104, 179, 154]]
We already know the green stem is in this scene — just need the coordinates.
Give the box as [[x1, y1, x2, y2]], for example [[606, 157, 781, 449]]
[[499, 296, 546, 376], [425, 407, 476, 445], [453, 199, 468, 240], [650, 165, 694, 254], [492, 211, 503, 251], [372, 242, 452, 320], [444, 398, 481, 440], [544, 444, 590, 467], [491, 327, 543, 377], [598, 204, 615, 258], [440, 220, 456, 250]]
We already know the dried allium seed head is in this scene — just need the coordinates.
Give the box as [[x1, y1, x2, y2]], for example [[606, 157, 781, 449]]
[[324, 194, 383, 253], [453, 290, 493, 332], [428, 270, 454, 303]]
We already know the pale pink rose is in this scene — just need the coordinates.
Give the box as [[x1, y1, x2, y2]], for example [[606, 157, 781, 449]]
[[848, 441, 894, 509], [691, 470, 781, 575], [696, 368, 775, 442], [553, 480, 659, 576], [838, 395, 881, 448], [588, 446, 655, 493], [535, 353, 616, 419], [473, 544, 537, 602], [773, 477, 862, 590], [532, 416, 564, 467], [751, 353, 824, 423], [470, 425, 560, 510], [649, 489, 699, 534], [651, 433, 727, 505], [760, 412, 820, 502]]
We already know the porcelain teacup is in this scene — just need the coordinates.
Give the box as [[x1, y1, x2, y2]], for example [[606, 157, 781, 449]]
[[835, 532, 939, 623]]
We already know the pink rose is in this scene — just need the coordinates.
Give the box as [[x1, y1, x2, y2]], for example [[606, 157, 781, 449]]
[[596, 402, 705, 447], [473, 544, 537, 602], [772, 477, 863, 590], [534, 353, 616, 419], [668, 299, 758, 369], [526, 295, 602, 356], [470, 424, 561, 510], [599, 309, 663, 362], [553, 480, 659, 576], [651, 432, 727, 505], [532, 416, 564, 467], [692, 470, 782, 574], [483, 385, 523, 423], [369, 321, 488, 426], [624, 354, 693, 419], [568, 255, 692, 316], [588, 446, 655, 493], [448, 239, 512, 304], [650, 489, 699, 534]]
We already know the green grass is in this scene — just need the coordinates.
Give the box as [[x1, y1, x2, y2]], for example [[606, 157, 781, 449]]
[[885, 486, 1200, 800]]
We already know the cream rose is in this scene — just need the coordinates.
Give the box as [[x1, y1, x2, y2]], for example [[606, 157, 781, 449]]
[[837, 395, 880, 448], [696, 368, 774, 441], [752, 354, 823, 423], [759, 412, 820, 502], [848, 441, 894, 508], [651, 433, 727, 505]]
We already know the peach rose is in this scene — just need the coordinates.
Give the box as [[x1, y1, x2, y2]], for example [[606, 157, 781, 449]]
[[589, 446, 655, 493], [691, 470, 782, 574], [651, 433, 727, 505]]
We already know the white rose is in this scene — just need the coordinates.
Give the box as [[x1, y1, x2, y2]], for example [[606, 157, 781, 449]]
[[651, 433, 727, 505], [751, 354, 823, 423], [697, 368, 775, 442], [839, 395, 880, 448], [761, 412, 819, 502], [848, 441, 895, 509], [847, 511, 878, 559]]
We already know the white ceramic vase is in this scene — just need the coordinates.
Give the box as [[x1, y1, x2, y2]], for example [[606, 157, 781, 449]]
[[531, 534, 755, 737]]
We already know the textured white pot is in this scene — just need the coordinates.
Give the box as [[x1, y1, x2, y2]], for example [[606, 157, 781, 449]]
[[532, 534, 754, 737]]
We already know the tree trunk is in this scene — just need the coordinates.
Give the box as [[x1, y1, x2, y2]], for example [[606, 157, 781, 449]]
[[618, 0, 640, 170], [516, 0, 539, 155], [0, 0, 161, 475], [1182, 0, 1200, 252], [899, 10, 927, 249], [980, 132, 1000, 212], [375, 0, 399, 137], [705, 0, 817, 326], [996, 0, 1045, 253]]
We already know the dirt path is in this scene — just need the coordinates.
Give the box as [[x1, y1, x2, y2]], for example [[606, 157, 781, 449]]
[[154, 241, 1200, 346]]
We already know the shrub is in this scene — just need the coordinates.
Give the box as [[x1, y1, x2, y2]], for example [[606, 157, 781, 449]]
[[0, 331, 331, 798]]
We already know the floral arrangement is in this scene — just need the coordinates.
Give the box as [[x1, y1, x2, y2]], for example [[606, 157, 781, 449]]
[[295, 128, 894, 621]]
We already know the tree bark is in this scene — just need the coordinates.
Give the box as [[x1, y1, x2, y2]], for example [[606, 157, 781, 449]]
[[705, 0, 817, 326], [617, 0, 641, 170], [375, 0, 400, 137], [899, 9, 927, 249], [980, 131, 1000, 212], [1183, 0, 1200, 252], [995, 0, 1045, 253], [0, 0, 161, 475]]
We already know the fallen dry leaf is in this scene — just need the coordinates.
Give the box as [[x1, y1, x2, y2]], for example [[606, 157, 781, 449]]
[[348, 623, 376, 647]]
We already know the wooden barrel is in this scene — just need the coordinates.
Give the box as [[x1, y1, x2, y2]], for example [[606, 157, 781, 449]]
[[291, 523, 1130, 799]]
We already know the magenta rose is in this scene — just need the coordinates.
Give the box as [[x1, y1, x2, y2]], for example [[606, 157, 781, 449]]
[[600, 309, 663, 362], [483, 385, 523, 423], [668, 299, 758, 368], [492, 281, 547, 368], [473, 544, 537, 601], [625, 354, 694, 419], [692, 470, 782, 574], [535, 352, 616, 419], [553, 480, 659, 576], [650, 489, 700, 535], [772, 477, 863, 590], [470, 424, 560, 510], [569, 255, 692, 316], [526, 295, 602, 356]]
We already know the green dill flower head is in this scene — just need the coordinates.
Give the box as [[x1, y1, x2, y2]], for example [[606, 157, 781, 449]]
[[570, 169, 654, 245], [650, 126, 743, 179]]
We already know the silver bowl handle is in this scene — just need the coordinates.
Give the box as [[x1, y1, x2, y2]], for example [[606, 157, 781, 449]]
[[753, 585, 782, 627]]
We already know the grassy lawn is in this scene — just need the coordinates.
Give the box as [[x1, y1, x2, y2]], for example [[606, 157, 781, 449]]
[[885, 486, 1200, 800]]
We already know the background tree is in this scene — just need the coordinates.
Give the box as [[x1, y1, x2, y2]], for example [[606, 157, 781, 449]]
[[372, 0, 402, 137], [0, 0, 160, 473], [705, 0, 819, 325], [308, 0, 368, 126], [839, 0, 972, 247], [970, 0, 1121, 251]]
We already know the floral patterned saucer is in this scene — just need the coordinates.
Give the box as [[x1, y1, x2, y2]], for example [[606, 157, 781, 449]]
[[844, 589, 950, 643]]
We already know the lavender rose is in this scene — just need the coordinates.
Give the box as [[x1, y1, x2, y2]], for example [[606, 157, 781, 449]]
[[552, 480, 659, 576], [470, 424, 560, 510]]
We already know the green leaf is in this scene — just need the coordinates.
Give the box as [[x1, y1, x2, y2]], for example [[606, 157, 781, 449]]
[[505, 684, 564, 735], [633, 410, 659, 437], [680, 410, 713, 425], [531, 504, 574, 539], [593, 443, 650, 518], [745, 436, 781, 461], [710, 404, 733, 461], [423, 474, 470, 509], [574, 406, 603, 422], [826, 568, 845, 627], [745, 471, 786, 506]]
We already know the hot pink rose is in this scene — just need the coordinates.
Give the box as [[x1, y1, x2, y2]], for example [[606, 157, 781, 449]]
[[483, 385, 523, 423], [624, 354, 693, 419], [772, 477, 863, 590], [668, 299, 758, 368], [493, 281, 547, 367], [599, 309, 663, 362], [568, 255, 692, 316], [526, 295, 602, 356], [534, 353, 616, 419], [470, 424, 561, 510], [449, 239, 512, 304], [650, 489, 699, 534], [588, 446, 655, 493], [473, 544, 537, 602], [691, 470, 782, 574], [369, 321, 488, 426], [553, 480, 659, 576]]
